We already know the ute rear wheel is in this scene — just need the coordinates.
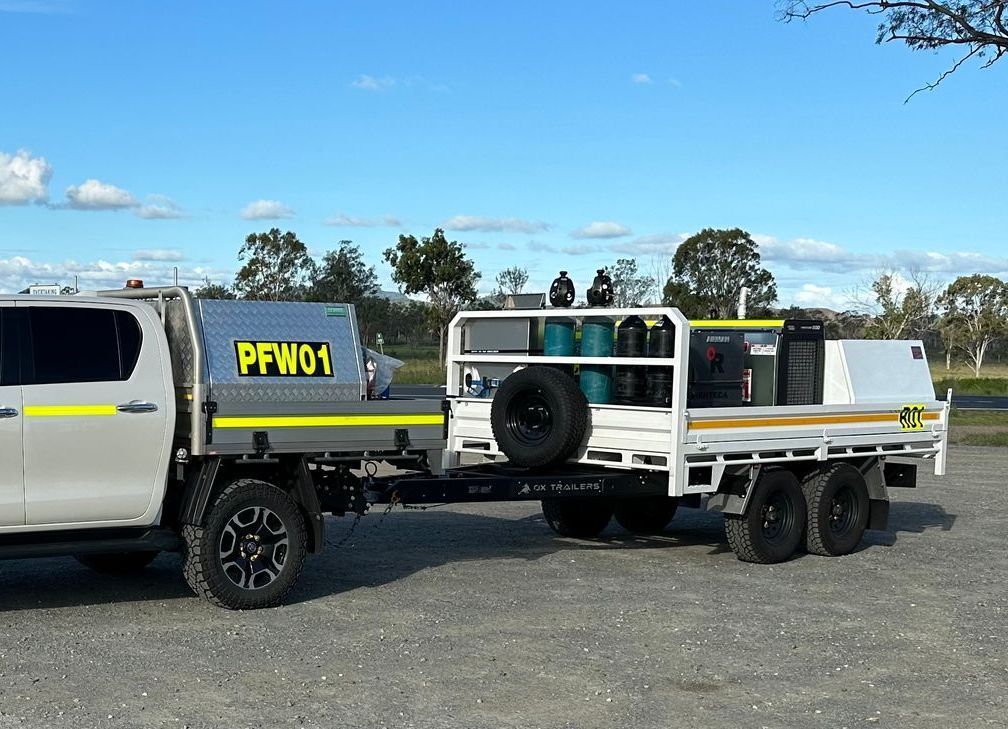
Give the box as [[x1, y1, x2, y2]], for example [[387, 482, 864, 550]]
[[541, 499, 613, 539], [801, 463, 870, 556], [725, 469, 806, 564], [614, 496, 679, 534], [182, 478, 307, 609], [76, 551, 159, 574], [491, 366, 589, 468]]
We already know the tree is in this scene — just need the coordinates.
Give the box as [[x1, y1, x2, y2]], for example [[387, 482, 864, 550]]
[[193, 276, 235, 300], [308, 241, 379, 303], [609, 258, 655, 307], [234, 228, 315, 301], [661, 228, 777, 318], [854, 268, 939, 339], [938, 274, 1008, 376], [779, 1, 1008, 99], [495, 266, 529, 296], [384, 228, 480, 363], [827, 309, 871, 339]]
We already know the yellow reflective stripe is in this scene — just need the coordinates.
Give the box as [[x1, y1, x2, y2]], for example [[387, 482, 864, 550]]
[[690, 319, 785, 328], [688, 411, 940, 431], [213, 414, 444, 429], [23, 404, 117, 417]]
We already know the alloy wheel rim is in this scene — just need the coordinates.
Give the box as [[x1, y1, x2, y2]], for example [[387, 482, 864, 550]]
[[219, 506, 289, 590]]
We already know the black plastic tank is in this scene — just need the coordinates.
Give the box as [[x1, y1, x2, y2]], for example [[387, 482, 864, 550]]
[[646, 315, 676, 406], [613, 315, 647, 405]]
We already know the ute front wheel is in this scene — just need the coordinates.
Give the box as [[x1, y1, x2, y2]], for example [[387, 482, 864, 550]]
[[182, 478, 307, 609]]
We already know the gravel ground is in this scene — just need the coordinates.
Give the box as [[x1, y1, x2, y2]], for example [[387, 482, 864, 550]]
[[0, 446, 1005, 729]]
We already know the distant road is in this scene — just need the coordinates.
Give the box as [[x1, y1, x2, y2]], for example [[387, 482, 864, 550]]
[[395, 384, 1008, 411], [941, 394, 1008, 411]]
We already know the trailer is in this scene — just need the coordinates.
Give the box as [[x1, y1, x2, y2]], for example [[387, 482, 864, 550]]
[[0, 289, 951, 610], [367, 306, 950, 565]]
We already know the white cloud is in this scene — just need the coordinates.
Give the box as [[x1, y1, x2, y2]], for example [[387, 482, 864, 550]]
[[352, 74, 395, 91], [442, 215, 550, 234], [0, 254, 226, 294], [136, 194, 184, 219], [64, 179, 136, 210], [0, 149, 52, 205], [756, 233, 1008, 277], [668, 77, 682, 88], [757, 234, 876, 273], [561, 244, 600, 256], [132, 248, 184, 262], [241, 199, 294, 220], [498, 242, 517, 251], [571, 221, 632, 239], [609, 232, 687, 255], [324, 212, 401, 227], [631, 73, 652, 84], [793, 283, 851, 310]]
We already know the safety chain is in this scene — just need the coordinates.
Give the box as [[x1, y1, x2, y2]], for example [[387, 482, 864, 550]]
[[325, 490, 400, 549]]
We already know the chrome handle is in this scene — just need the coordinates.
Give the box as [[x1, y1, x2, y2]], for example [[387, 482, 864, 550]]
[[116, 400, 158, 413], [0, 407, 18, 418]]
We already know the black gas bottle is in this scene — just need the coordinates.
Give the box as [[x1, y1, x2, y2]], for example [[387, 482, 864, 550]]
[[613, 315, 648, 404], [646, 315, 676, 406]]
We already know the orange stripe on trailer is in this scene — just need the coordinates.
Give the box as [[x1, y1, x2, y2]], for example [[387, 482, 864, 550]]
[[687, 411, 940, 431]]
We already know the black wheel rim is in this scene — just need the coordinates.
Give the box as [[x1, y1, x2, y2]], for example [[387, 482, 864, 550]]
[[219, 506, 289, 590], [828, 485, 859, 536], [505, 388, 553, 446], [760, 489, 796, 545]]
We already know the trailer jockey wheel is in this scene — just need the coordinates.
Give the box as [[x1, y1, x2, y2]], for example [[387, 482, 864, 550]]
[[182, 478, 308, 609], [725, 470, 806, 564], [541, 499, 613, 539], [490, 366, 589, 468], [800, 463, 870, 557], [614, 496, 679, 535]]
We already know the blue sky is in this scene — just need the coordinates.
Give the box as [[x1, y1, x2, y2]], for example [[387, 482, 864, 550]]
[[1, 0, 1006, 307]]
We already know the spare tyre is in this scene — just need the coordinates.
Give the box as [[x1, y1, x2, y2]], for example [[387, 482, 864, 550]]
[[491, 366, 589, 468]]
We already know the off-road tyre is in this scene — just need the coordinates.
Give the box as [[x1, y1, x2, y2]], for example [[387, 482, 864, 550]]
[[76, 551, 159, 574], [725, 469, 806, 564], [541, 498, 613, 539], [801, 463, 870, 557], [613, 496, 679, 534], [491, 366, 589, 468], [182, 478, 307, 609]]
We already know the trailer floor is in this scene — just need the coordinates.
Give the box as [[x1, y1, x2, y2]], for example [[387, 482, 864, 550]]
[[0, 447, 1004, 729]]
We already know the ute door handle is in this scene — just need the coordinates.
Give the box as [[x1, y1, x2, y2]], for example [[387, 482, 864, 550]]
[[0, 407, 18, 418], [117, 400, 158, 414]]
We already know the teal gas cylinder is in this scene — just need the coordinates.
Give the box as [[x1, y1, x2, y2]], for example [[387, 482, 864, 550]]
[[544, 317, 576, 375], [579, 317, 614, 403]]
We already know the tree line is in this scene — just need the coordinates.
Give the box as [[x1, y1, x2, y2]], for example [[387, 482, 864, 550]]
[[198, 226, 1008, 374]]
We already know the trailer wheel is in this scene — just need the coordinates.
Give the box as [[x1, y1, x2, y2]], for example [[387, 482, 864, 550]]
[[801, 463, 870, 556], [491, 366, 588, 468], [614, 496, 679, 534], [182, 478, 307, 609], [541, 499, 613, 539], [725, 470, 806, 564], [76, 551, 159, 574]]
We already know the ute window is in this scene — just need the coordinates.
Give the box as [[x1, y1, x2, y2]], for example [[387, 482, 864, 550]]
[[27, 306, 144, 384]]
